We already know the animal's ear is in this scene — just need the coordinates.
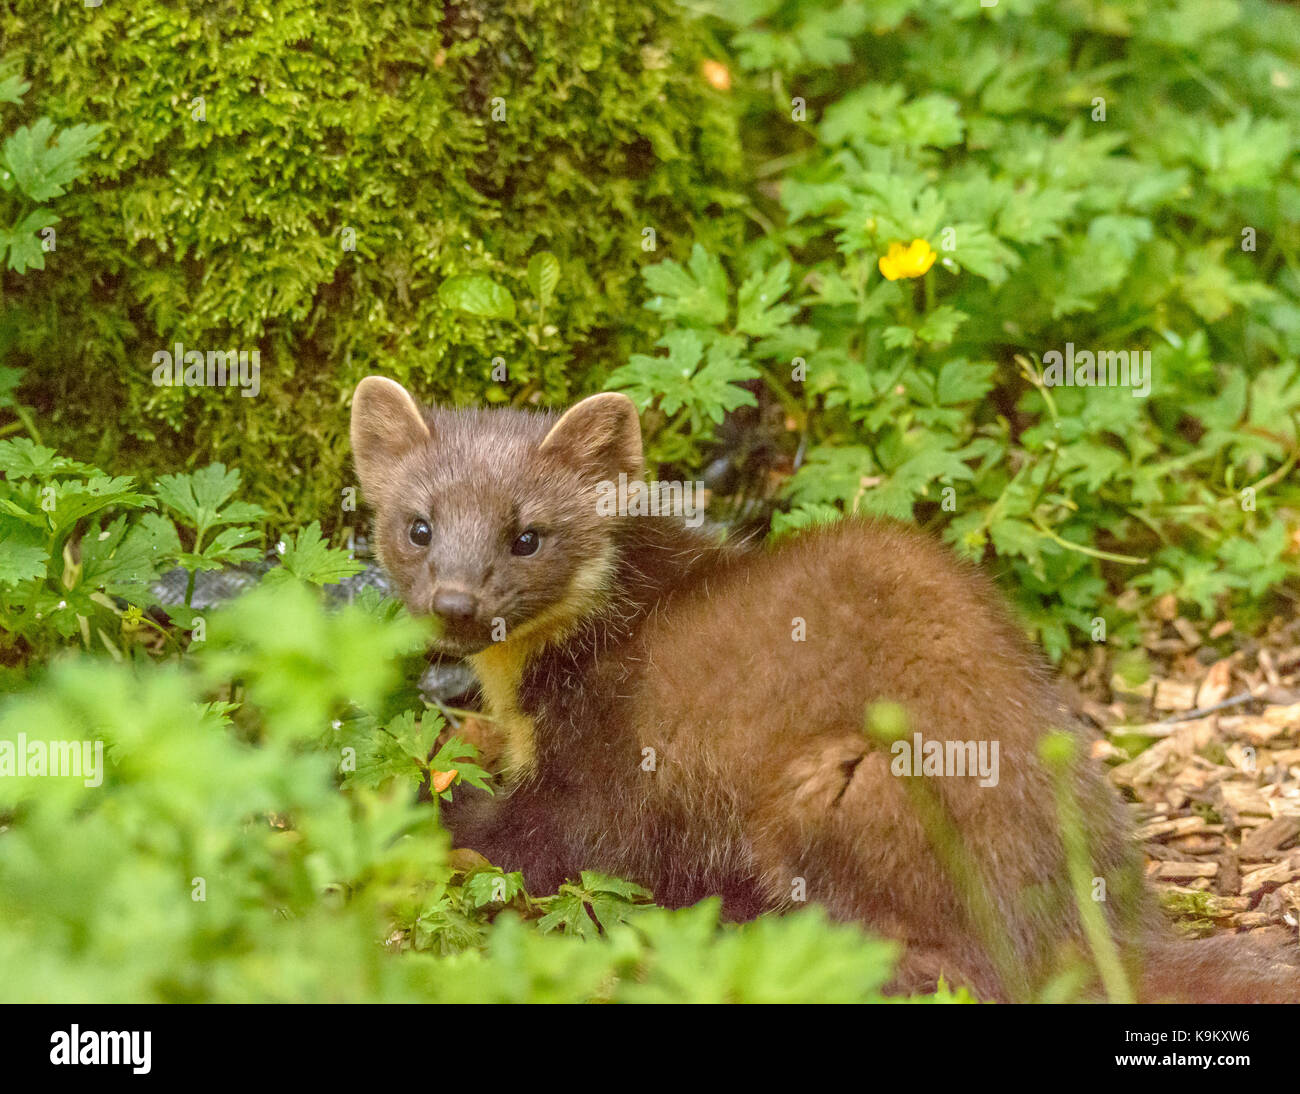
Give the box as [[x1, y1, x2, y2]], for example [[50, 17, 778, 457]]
[[350, 376, 432, 500], [539, 392, 644, 481]]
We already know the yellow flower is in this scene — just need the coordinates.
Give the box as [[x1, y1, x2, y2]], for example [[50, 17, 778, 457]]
[[878, 238, 937, 281]]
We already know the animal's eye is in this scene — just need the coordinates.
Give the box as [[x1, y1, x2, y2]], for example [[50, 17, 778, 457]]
[[511, 529, 540, 557], [409, 518, 432, 547]]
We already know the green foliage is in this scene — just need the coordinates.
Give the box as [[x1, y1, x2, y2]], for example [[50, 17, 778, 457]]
[[337, 706, 492, 803], [0, 573, 959, 1003], [0, 441, 369, 673], [621, 0, 1300, 658], [264, 521, 365, 588], [0, 55, 102, 449], [0, 437, 165, 665], [536, 871, 654, 937], [0, 54, 103, 275], [0, 0, 746, 526]]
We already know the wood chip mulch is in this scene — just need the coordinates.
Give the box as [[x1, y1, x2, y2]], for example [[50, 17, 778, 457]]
[[1068, 599, 1300, 944]]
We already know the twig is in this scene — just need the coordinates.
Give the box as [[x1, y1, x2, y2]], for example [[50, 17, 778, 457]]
[[1156, 690, 1259, 726]]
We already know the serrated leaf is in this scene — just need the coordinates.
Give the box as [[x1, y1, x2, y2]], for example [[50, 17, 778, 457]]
[[608, 330, 758, 426], [936, 359, 997, 405], [428, 733, 493, 797], [526, 252, 560, 310], [536, 892, 595, 937], [2, 208, 58, 275], [785, 446, 878, 510], [940, 222, 1018, 285], [578, 871, 653, 901], [989, 518, 1047, 578], [0, 517, 45, 585], [820, 85, 964, 149], [195, 524, 263, 567], [642, 244, 729, 326], [464, 870, 526, 909], [44, 477, 154, 538], [882, 325, 915, 350], [916, 306, 968, 346], [736, 260, 796, 338], [80, 515, 165, 594], [2, 118, 104, 204], [995, 185, 1078, 246], [263, 521, 363, 587], [0, 438, 98, 480], [0, 72, 30, 107], [153, 464, 266, 535]]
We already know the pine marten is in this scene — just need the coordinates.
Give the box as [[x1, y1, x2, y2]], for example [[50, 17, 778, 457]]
[[350, 375, 1299, 1003]]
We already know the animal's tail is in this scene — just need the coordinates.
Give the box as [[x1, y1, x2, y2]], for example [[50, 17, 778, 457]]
[[1138, 932, 1300, 1003]]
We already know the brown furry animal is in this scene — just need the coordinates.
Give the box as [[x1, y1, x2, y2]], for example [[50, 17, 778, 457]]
[[350, 376, 1299, 1002]]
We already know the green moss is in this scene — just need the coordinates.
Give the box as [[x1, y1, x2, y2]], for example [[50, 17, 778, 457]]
[[2, 0, 745, 528]]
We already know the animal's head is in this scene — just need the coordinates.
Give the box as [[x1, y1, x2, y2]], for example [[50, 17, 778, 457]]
[[349, 376, 643, 657]]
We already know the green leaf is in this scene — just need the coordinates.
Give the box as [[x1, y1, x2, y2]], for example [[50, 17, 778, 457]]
[[438, 274, 517, 321], [0, 438, 98, 480], [731, 4, 870, 69], [995, 185, 1078, 246], [916, 306, 968, 346], [989, 518, 1047, 579], [43, 477, 155, 539], [607, 330, 759, 425], [613, 902, 899, 1004], [1133, 548, 1238, 618], [0, 71, 30, 107], [153, 464, 266, 535], [536, 891, 597, 937], [786, 446, 878, 510], [941, 223, 1018, 285], [0, 517, 45, 586], [526, 252, 560, 311], [578, 871, 653, 902], [769, 503, 843, 542], [820, 85, 964, 149], [427, 733, 493, 798], [1218, 523, 1291, 599], [80, 515, 166, 595], [200, 581, 429, 741], [780, 179, 853, 224], [1, 208, 58, 275], [642, 244, 729, 326], [936, 359, 997, 405], [1247, 362, 1300, 444], [336, 718, 422, 789], [736, 260, 796, 338], [537, 872, 651, 936], [464, 870, 526, 909], [1137, 0, 1239, 47], [1087, 215, 1153, 261], [882, 325, 915, 350], [1, 118, 104, 204], [179, 524, 263, 571], [263, 521, 364, 587], [1179, 241, 1273, 322]]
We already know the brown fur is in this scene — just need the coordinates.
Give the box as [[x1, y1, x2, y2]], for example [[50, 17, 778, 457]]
[[350, 377, 1300, 1002]]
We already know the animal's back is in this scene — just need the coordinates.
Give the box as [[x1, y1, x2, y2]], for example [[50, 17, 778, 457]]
[[620, 519, 1138, 994]]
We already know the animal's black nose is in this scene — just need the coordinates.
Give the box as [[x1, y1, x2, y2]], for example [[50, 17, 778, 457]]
[[432, 588, 479, 624]]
